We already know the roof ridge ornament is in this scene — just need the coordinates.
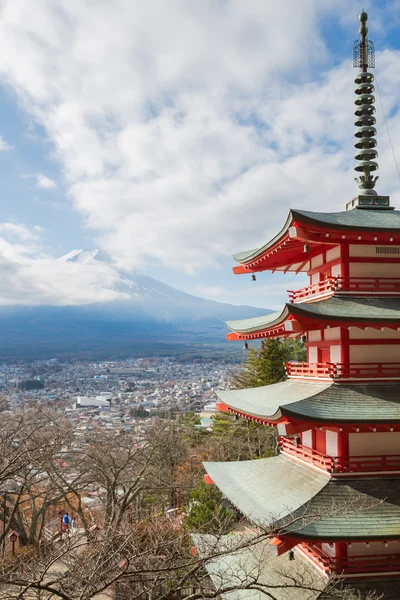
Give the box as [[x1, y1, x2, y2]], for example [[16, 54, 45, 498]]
[[347, 11, 392, 210], [354, 10, 378, 194]]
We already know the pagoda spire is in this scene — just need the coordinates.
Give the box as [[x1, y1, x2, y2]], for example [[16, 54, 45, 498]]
[[354, 10, 378, 194]]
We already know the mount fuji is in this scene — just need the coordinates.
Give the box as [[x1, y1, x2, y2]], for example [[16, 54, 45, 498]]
[[0, 250, 269, 360]]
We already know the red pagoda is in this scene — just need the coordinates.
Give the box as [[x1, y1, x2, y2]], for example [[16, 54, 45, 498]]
[[202, 10, 400, 591]]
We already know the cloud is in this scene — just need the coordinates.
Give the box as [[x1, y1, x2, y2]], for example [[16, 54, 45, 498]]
[[0, 135, 12, 151], [0, 222, 128, 306], [0, 0, 399, 282], [36, 173, 57, 189], [0, 238, 128, 306], [0, 222, 42, 243]]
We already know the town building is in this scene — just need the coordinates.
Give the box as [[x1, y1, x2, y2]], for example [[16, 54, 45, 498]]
[[202, 11, 400, 594]]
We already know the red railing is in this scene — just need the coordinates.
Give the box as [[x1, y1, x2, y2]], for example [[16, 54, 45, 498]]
[[288, 278, 336, 303], [284, 362, 335, 379], [278, 438, 334, 471], [289, 277, 400, 303], [300, 543, 400, 575], [280, 439, 400, 474], [285, 362, 400, 380]]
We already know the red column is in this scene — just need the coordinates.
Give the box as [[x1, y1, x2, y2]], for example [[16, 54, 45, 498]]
[[335, 542, 348, 574], [337, 430, 349, 465], [340, 327, 350, 369], [341, 244, 350, 279]]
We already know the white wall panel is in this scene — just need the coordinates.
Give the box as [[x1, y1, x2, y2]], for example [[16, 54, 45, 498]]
[[325, 431, 338, 457], [350, 345, 400, 363], [324, 327, 341, 340], [308, 347, 318, 363], [311, 254, 324, 269], [350, 327, 400, 339], [326, 247, 341, 262], [302, 430, 312, 448], [308, 331, 322, 342], [349, 262, 400, 277], [349, 432, 400, 456], [330, 345, 341, 363]]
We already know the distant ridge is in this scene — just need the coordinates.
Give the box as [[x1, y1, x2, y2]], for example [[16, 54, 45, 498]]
[[0, 249, 271, 360]]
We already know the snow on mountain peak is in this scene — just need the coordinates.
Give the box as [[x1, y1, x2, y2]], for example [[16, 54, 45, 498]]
[[59, 249, 101, 265]]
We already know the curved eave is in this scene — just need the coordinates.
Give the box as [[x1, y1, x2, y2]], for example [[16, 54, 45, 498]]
[[232, 208, 400, 274], [203, 456, 330, 526], [233, 211, 294, 265], [217, 381, 400, 425], [226, 297, 400, 340], [216, 380, 332, 423], [226, 307, 290, 335], [204, 457, 400, 540]]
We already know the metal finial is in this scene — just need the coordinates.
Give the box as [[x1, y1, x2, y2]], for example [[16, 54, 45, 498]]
[[353, 10, 378, 194]]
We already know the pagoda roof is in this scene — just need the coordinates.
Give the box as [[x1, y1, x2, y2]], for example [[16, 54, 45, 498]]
[[226, 297, 400, 338], [216, 381, 400, 424], [203, 456, 329, 525], [204, 456, 400, 540], [293, 208, 400, 231], [194, 534, 400, 599], [192, 534, 325, 600], [233, 208, 400, 274]]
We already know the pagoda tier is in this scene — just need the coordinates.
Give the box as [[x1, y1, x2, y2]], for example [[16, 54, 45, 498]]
[[226, 297, 400, 341], [194, 534, 400, 594], [203, 457, 400, 540], [203, 457, 400, 577], [216, 381, 400, 426], [193, 533, 327, 599], [233, 208, 400, 275], [216, 383, 400, 476]]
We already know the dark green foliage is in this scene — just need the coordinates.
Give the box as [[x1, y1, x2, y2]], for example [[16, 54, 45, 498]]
[[18, 379, 45, 391], [183, 480, 236, 533], [232, 337, 305, 389], [211, 412, 276, 461]]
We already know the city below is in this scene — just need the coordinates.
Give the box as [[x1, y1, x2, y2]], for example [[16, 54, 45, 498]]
[[0, 356, 234, 435]]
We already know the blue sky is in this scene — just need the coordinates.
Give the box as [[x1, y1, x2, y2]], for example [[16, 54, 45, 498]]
[[0, 0, 400, 308]]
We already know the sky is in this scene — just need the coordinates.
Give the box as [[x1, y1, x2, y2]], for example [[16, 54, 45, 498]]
[[1, 0, 400, 309]]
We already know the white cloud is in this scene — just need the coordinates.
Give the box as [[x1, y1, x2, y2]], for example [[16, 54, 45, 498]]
[[36, 173, 57, 189], [0, 236, 127, 306], [0, 0, 399, 284], [0, 222, 41, 243], [0, 135, 12, 151]]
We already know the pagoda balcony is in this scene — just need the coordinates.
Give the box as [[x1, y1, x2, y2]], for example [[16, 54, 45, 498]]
[[299, 543, 400, 576], [285, 361, 400, 381], [279, 438, 400, 474], [288, 276, 400, 303]]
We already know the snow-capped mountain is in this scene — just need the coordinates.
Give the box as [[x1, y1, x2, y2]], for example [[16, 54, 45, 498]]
[[58, 248, 268, 321], [0, 249, 270, 359]]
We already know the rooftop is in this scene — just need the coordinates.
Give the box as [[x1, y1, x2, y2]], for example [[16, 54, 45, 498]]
[[204, 456, 400, 540], [216, 380, 400, 424], [226, 297, 400, 337]]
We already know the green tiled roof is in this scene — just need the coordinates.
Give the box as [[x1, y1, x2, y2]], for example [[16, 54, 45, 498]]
[[233, 208, 400, 265], [194, 534, 400, 599], [226, 308, 288, 333], [227, 297, 400, 333], [192, 534, 325, 600], [204, 457, 400, 540], [294, 478, 400, 540], [290, 297, 400, 321], [216, 380, 330, 421], [293, 208, 400, 231], [203, 456, 329, 524], [217, 381, 400, 423]]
